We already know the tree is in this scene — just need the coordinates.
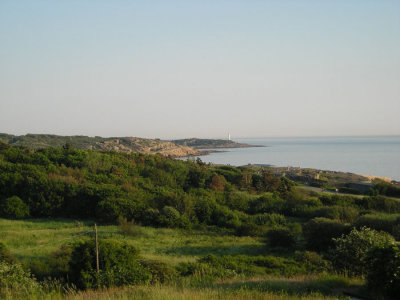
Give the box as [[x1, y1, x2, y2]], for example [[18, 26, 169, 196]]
[[209, 174, 226, 191], [331, 227, 394, 276], [302, 217, 349, 251], [365, 243, 400, 298], [0, 196, 30, 219], [68, 239, 151, 289]]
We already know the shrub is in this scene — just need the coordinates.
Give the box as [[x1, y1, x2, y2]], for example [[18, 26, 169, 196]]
[[0, 242, 15, 264], [28, 244, 73, 280], [208, 174, 227, 191], [331, 227, 395, 276], [365, 244, 400, 298], [95, 197, 140, 223], [140, 260, 177, 284], [265, 227, 296, 248], [294, 251, 332, 273], [249, 194, 286, 214], [0, 261, 40, 295], [235, 223, 264, 237], [303, 218, 350, 252], [0, 196, 29, 219], [68, 239, 151, 289], [355, 196, 400, 213], [158, 206, 181, 228], [194, 198, 216, 224], [211, 206, 241, 229], [118, 217, 141, 236], [353, 214, 395, 234]]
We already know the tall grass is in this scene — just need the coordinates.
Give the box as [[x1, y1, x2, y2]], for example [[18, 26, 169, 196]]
[[0, 218, 264, 264], [2, 276, 356, 300]]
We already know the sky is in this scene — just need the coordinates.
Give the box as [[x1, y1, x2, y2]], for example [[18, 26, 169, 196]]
[[1, 0, 399, 139]]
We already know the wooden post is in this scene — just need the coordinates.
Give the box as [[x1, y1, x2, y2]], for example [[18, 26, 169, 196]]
[[95, 223, 99, 273]]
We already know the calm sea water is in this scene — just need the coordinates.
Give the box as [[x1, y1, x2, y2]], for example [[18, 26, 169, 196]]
[[196, 136, 400, 181]]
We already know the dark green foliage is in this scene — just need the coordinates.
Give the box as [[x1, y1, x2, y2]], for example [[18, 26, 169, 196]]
[[96, 197, 141, 222], [353, 214, 396, 234], [294, 251, 332, 273], [319, 194, 356, 207], [365, 244, 400, 299], [68, 239, 151, 289], [355, 195, 400, 213], [0, 196, 29, 219], [330, 227, 395, 276], [303, 218, 350, 251], [235, 223, 264, 237], [140, 260, 177, 284], [373, 180, 400, 197], [0, 146, 296, 230], [277, 177, 295, 197], [265, 228, 296, 248], [0, 261, 39, 294], [0, 242, 15, 263], [28, 245, 73, 280], [211, 205, 241, 229], [158, 206, 181, 228], [0, 142, 10, 151], [249, 194, 286, 214]]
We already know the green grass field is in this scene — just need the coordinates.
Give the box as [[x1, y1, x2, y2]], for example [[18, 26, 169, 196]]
[[0, 218, 264, 265], [0, 218, 362, 299]]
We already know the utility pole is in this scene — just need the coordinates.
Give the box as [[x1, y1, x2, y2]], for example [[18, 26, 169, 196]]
[[94, 223, 99, 273]]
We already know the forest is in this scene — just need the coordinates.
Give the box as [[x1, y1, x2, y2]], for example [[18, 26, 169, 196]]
[[0, 142, 400, 299]]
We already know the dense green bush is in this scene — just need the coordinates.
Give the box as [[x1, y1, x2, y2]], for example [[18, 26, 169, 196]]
[[365, 244, 400, 298], [96, 197, 141, 222], [235, 223, 264, 237], [353, 213, 396, 234], [265, 227, 296, 248], [0, 242, 15, 263], [194, 198, 216, 224], [249, 194, 286, 214], [68, 239, 151, 289], [355, 196, 400, 213], [27, 244, 73, 280], [140, 260, 177, 284], [373, 181, 400, 197], [158, 206, 181, 228], [331, 227, 395, 276], [294, 251, 331, 273], [0, 261, 40, 295], [0, 196, 30, 219], [303, 218, 350, 251], [319, 194, 356, 207]]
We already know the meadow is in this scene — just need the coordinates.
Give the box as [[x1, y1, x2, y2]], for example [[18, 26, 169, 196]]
[[0, 218, 263, 265], [0, 218, 360, 300]]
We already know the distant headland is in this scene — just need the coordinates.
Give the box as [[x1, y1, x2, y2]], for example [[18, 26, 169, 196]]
[[0, 133, 259, 158]]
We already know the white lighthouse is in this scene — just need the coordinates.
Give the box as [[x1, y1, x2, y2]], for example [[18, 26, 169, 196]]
[[228, 133, 231, 141]]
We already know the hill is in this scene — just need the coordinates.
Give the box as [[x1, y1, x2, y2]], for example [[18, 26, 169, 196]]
[[172, 138, 261, 149], [0, 133, 200, 157]]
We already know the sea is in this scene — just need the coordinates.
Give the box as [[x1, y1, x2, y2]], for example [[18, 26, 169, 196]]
[[195, 136, 400, 182]]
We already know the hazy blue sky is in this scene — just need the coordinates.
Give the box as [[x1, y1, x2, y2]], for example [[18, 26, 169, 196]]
[[1, 0, 399, 139]]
